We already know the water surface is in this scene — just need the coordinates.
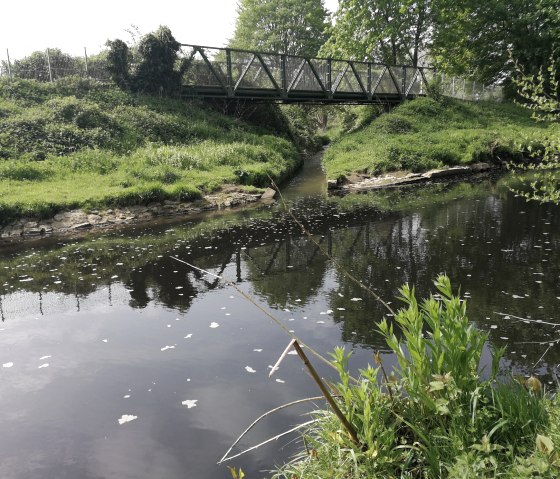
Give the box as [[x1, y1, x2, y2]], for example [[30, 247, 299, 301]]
[[0, 173, 559, 478]]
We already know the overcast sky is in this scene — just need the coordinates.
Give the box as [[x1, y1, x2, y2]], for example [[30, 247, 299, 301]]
[[1, 0, 339, 60]]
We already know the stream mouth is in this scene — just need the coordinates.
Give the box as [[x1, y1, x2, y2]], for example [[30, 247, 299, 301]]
[[0, 167, 559, 478]]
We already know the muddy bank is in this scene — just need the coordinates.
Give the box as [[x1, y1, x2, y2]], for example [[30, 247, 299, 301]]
[[327, 162, 496, 193], [0, 188, 276, 243]]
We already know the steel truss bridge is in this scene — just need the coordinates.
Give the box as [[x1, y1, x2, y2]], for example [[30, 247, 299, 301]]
[[180, 44, 434, 104]]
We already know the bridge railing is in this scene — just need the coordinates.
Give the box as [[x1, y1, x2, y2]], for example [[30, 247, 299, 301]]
[[0, 45, 503, 103], [179, 44, 432, 103]]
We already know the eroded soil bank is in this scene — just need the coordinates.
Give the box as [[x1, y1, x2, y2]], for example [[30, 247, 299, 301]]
[[0, 187, 276, 242]]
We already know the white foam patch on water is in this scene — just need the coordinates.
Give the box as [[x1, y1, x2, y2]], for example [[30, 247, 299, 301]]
[[118, 414, 138, 425], [123, 395, 131, 399], [317, 321, 325, 324], [210, 322, 219, 328], [39, 355, 51, 360], [350, 297, 362, 302], [2, 362, 14, 368], [253, 349, 263, 352], [182, 399, 198, 408], [511, 294, 524, 299], [161, 345, 175, 351], [288, 351, 297, 355], [38, 363, 49, 369], [275, 379, 285, 383], [245, 366, 256, 373], [102, 339, 108, 343], [184, 334, 193, 339]]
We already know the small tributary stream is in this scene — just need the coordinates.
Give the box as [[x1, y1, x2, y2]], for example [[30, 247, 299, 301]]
[[0, 156, 559, 478]]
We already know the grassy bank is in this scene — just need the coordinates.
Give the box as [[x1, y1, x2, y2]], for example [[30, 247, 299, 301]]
[[0, 78, 301, 225], [273, 276, 560, 479], [324, 97, 556, 180]]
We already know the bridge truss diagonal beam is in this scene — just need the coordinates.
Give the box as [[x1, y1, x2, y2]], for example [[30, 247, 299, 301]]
[[180, 43, 433, 105]]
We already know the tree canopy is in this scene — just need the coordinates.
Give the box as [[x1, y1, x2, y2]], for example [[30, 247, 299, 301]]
[[431, 0, 560, 84], [228, 0, 329, 57], [320, 0, 434, 66], [106, 26, 190, 94], [320, 0, 559, 83]]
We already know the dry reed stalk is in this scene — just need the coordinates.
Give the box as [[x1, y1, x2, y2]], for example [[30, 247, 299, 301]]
[[219, 419, 319, 463], [292, 340, 361, 447], [218, 395, 326, 464], [269, 338, 296, 378]]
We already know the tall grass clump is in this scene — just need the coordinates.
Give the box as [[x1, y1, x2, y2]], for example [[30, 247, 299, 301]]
[[273, 275, 560, 479]]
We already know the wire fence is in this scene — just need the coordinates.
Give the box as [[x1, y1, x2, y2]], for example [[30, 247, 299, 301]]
[[0, 48, 111, 82], [437, 73, 503, 102], [0, 47, 503, 102]]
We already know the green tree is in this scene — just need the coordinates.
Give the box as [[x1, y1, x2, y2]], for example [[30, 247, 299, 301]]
[[132, 26, 186, 93], [105, 39, 131, 88], [320, 0, 434, 65], [8, 49, 83, 81], [229, 0, 328, 56], [106, 26, 190, 94], [431, 0, 560, 84]]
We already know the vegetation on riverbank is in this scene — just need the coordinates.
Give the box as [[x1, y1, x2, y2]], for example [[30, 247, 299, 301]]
[[0, 77, 301, 225], [273, 276, 560, 479], [323, 97, 557, 180]]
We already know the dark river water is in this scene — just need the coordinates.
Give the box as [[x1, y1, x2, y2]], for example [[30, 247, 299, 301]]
[[0, 162, 559, 479]]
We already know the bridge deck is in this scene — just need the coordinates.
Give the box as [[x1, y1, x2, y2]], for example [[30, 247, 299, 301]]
[[180, 44, 433, 104]]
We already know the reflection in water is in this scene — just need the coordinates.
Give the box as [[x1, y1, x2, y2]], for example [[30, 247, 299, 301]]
[[0, 175, 559, 478]]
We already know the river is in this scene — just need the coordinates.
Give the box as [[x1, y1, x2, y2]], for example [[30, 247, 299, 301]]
[[0, 159, 559, 478]]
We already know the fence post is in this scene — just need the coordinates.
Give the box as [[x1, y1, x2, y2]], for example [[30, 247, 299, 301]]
[[452, 76, 455, 96], [45, 48, 53, 82], [6, 49, 13, 81], [84, 47, 89, 77], [473, 80, 476, 99]]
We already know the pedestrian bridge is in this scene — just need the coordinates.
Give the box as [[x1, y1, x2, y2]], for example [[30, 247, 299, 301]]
[[180, 44, 433, 104]]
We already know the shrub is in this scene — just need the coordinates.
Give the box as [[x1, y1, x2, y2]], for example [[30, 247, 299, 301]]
[[274, 276, 556, 479], [375, 114, 416, 134]]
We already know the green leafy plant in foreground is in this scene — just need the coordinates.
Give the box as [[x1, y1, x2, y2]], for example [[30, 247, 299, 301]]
[[273, 276, 560, 478]]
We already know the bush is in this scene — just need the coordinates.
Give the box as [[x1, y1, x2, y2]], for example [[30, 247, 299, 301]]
[[375, 114, 416, 134], [274, 276, 557, 479]]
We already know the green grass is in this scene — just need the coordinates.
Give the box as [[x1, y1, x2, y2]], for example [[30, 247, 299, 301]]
[[323, 97, 556, 179], [273, 276, 560, 479], [0, 78, 301, 225]]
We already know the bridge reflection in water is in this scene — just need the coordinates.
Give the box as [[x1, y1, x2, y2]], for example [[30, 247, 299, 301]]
[[180, 44, 432, 104]]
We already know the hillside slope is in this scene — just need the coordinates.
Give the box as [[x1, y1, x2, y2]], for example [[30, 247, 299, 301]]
[[0, 78, 301, 224], [324, 97, 555, 180]]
